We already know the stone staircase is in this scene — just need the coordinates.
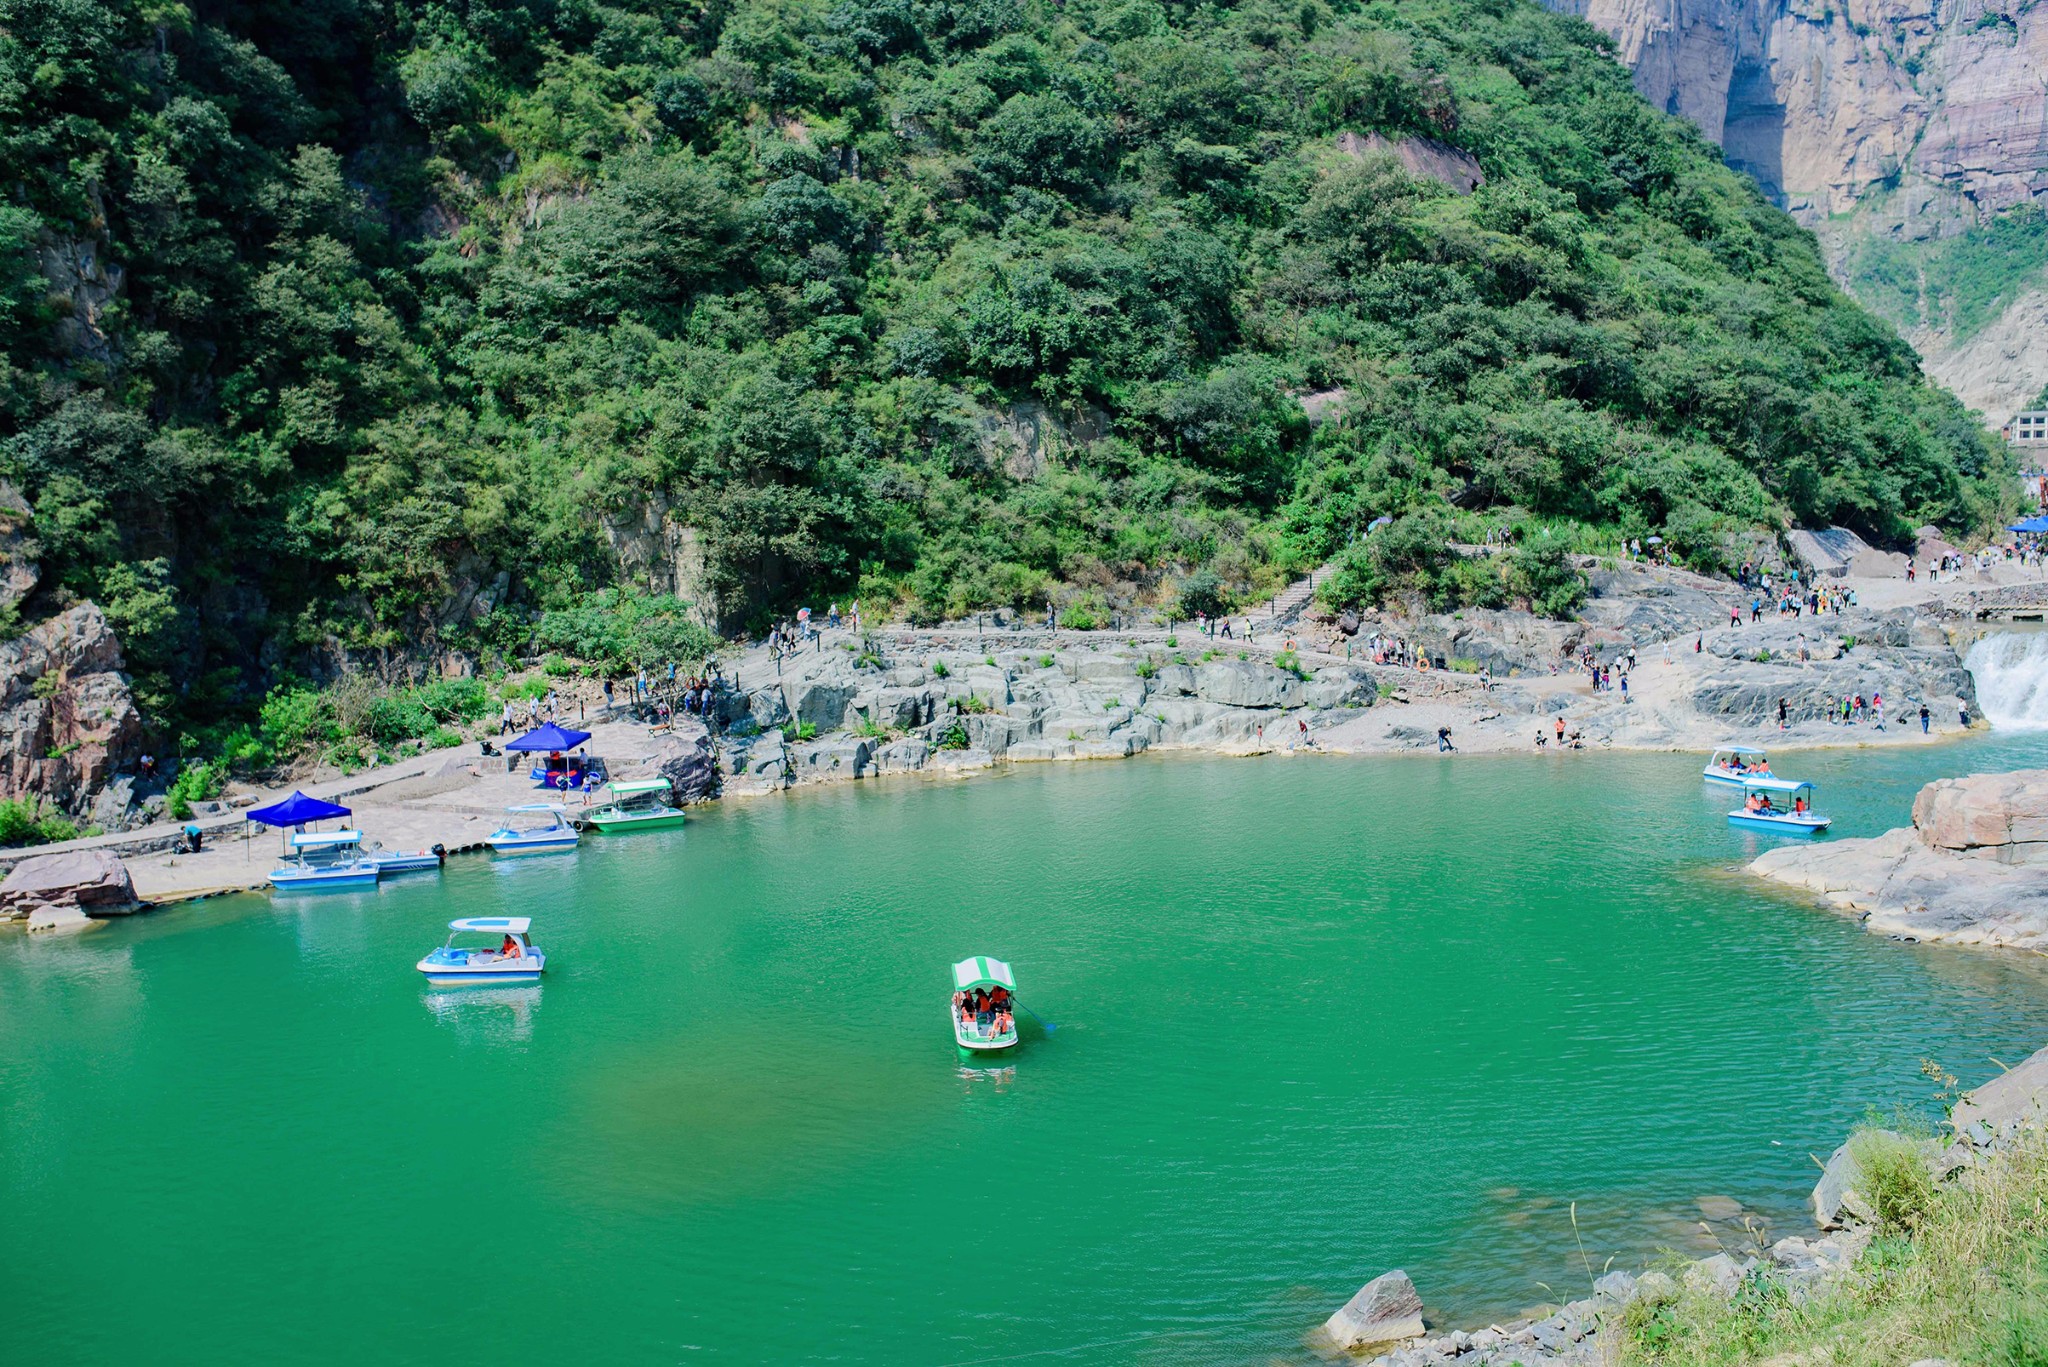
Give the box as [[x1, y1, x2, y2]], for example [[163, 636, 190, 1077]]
[[1264, 559, 1342, 624]]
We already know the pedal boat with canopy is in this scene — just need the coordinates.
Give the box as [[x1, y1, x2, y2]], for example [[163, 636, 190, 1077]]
[[1727, 779, 1831, 836], [416, 918, 546, 985], [488, 803, 581, 854], [1704, 744, 1779, 787], [951, 956, 1020, 1062], [578, 778, 687, 832]]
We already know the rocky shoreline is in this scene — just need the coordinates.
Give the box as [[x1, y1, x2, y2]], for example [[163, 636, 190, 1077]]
[[1749, 768, 2048, 950], [1318, 1045, 2048, 1363]]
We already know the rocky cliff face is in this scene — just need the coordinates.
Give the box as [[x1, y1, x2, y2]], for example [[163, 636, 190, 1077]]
[[1548, 0, 2048, 419], [0, 604, 144, 817]]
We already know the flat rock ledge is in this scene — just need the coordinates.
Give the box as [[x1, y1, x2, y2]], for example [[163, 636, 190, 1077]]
[[1748, 767, 2048, 949], [1325, 1044, 2048, 1365]]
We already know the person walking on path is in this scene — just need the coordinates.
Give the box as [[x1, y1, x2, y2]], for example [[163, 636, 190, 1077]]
[[1872, 692, 1885, 729], [500, 700, 513, 735], [1920, 702, 1931, 734], [1619, 674, 1629, 705]]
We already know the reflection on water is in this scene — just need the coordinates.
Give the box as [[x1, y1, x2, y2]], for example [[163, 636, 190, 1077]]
[[421, 984, 541, 1042]]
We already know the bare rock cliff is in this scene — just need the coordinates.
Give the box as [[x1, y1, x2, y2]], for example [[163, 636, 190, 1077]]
[[1548, 0, 2048, 417]]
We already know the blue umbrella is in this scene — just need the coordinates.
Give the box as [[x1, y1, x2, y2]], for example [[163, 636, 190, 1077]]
[[245, 790, 353, 827], [504, 721, 593, 752]]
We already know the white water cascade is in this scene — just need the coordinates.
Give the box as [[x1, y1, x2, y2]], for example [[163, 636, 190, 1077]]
[[1965, 632, 2048, 729]]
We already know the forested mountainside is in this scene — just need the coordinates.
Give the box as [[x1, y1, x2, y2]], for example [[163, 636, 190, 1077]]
[[0, 0, 2014, 731]]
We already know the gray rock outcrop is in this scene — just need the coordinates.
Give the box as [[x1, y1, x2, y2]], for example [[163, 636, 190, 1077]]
[[621, 719, 716, 802], [0, 848, 140, 919], [1321, 1269, 1426, 1352]]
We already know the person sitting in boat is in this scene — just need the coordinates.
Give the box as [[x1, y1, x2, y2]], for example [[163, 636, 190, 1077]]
[[993, 1008, 1013, 1037], [1794, 796, 1809, 814], [989, 985, 1012, 1013], [500, 935, 522, 960]]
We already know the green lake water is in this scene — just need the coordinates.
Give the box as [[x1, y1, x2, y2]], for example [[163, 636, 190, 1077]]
[[10, 739, 2048, 1366]]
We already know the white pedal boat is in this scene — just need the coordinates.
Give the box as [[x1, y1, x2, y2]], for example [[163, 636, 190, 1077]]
[[417, 917, 546, 985], [488, 804, 581, 855]]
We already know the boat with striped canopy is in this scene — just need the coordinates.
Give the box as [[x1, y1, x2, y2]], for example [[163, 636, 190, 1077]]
[[950, 956, 1019, 1062]]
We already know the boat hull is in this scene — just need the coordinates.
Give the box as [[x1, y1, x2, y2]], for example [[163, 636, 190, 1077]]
[[488, 835, 580, 855], [417, 951, 546, 985], [953, 1016, 1019, 1063], [271, 867, 379, 891], [367, 852, 441, 874], [1727, 813, 1831, 836], [582, 810, 687, 833], [1702, 769, 1750, 787]]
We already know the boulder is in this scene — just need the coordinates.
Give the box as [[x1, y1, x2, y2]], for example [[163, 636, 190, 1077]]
[[795, 738, 872, 780], [1306, 666, 1377, 709], [25, 903, 92, 934], [1913, 770, 2048, 864], [1812, 1141, 1877, 1229], [1193, 660, 1304, 709], [0, 848, 140, 918], [1320, 1270, 1426, 1352], [747, 687, 791, 730], [1950, 1043, 2048, 1143], [873, 737, 930, 770], [622, 720, 715, 802], [786, 679, 858, 732]]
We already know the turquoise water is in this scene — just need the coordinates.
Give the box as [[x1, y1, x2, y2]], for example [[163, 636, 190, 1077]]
[[7, 738, 2048, 1365]]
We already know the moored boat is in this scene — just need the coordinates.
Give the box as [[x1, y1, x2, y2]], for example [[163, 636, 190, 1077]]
[[579, 779, 686, 833], [363, 842, 445, 874], [1704, 744, 1781, 786], [951, 956, 1019, 1062], [1727, 780, 1831, 836], [265, 824, 379, 892], [416, 917, 546, 985], [489, 803, 581, 855]]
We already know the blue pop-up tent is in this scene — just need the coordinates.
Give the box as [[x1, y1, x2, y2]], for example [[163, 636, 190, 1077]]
[[2010, 514, 2048, 534], [504, 722, 593, 752], [245, 790, 353, 827]]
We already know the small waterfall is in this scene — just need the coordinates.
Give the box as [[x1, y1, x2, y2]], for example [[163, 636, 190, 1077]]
[[1965, 632, 2048, 729]]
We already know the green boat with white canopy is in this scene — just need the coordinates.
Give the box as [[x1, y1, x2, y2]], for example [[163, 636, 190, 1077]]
[[579, 777, 687, 832], [951, 955, 1019, 1062]]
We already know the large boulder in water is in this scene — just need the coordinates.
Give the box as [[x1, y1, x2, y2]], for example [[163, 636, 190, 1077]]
[[0, 848, 140, 918], [1320, 1269, 1425, 1351]]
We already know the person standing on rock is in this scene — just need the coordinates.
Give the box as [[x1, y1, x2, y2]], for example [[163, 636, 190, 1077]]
[[1873, 692, 1885, 729], [1436, 726, 1454, 752], [500, 701, 512, 735], [1921, 702, 1931, 734], [1778, 698, 1788, 730], [1555, 716, 1566, 745]]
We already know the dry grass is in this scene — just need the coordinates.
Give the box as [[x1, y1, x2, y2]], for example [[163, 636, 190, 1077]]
[[1625, 1127, 2048, 1367]]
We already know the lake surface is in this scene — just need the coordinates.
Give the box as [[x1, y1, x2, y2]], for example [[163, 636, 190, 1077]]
[[9, 737, 2048, 1366]]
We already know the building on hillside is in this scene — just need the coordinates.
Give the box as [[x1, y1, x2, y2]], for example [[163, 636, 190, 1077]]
[[2004, 411, 2048, 446]]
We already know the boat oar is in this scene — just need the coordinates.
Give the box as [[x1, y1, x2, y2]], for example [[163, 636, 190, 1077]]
[[1017, 1002, 1057, 1035]]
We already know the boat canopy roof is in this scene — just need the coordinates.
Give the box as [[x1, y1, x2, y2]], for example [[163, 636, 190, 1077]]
[[290, 830, 363, 848], [1744, 779, 1813, 796], [1711, 745, 1768, 756], [506, 802, 566, 813], [952, 956, 1015, 991], [449, 917, 531, 934], [606, 778, 672, 795]]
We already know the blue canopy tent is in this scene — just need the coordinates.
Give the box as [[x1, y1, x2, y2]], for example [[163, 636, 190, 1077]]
[[245, 791, 353, 828], [504, 722, 597, 790], [2010, 515, 2048, 534], [504, 722, 593, 752]]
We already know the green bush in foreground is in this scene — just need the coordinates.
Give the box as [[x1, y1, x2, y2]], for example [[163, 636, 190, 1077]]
[[0, 798, 81, 847], [1625, 1126, 2048, 1367]]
